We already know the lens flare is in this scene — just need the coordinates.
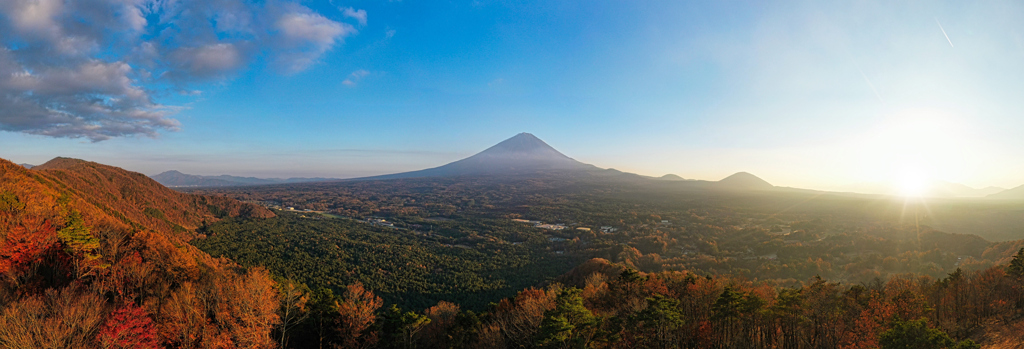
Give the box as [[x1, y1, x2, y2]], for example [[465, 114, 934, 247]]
[[897, 166, 929, 197]]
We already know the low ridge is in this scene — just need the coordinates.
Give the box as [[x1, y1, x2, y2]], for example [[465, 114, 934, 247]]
[[152, 170, 265, 187], [152, 170, 341, 187]]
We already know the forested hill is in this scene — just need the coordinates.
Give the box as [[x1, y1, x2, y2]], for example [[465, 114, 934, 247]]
[[0, 157, 281, 348], [33, 157, 274, 236]]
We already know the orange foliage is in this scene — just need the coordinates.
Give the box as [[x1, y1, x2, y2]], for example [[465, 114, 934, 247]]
[[220, 267, 280, 348], [335, 282, 383, 349], [0, 158, 282, 349], [422, 301, 461, 347], [491, 286, 559, 348]]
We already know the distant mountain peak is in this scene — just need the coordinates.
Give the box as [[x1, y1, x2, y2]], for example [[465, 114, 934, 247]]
[[357, 133, 593, 180], [34, 157, 97, 171], [716, 172, 773, 190], [475, 132, 570, 158]]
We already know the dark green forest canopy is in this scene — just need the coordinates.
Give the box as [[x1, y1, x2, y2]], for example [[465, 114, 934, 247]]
[[194, 212, 579, 310]]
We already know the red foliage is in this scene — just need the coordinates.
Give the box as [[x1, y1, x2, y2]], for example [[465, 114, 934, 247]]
[[96, 302, 160, 349], [0, 218, 58, 274]]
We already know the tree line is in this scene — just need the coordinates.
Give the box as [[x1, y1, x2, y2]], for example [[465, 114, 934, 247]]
[[269, 253, 1024, 348]]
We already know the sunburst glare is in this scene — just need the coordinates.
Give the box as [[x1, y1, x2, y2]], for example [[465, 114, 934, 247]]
[[897, 166, 930, 197]]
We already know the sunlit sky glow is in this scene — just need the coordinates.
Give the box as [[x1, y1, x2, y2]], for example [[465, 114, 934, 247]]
[[2, 1, 1024, 191]]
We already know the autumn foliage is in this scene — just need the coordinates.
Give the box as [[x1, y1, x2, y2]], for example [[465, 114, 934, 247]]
[[96, 302, 159, 349], [6, 157, 1024, 348], [335, 282, 383, 348], [0, 158, 279, 348]]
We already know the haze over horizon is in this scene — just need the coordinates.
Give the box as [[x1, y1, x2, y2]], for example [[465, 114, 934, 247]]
[[3, 1, 1024, 191]]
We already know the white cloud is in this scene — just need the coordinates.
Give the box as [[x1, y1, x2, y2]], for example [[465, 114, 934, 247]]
[[0, 0, 360, 140], [273, 8, 355, 74], [342, 7, 367, 26], [278, 12, 348, 46], [342, 69, 370, 86], [1, 0, 62, 37]]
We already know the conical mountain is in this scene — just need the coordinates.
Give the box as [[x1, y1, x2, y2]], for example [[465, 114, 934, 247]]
[[659, 174, 685, 180], [361, 133, 595, 179], [715, 172, 774, 190]]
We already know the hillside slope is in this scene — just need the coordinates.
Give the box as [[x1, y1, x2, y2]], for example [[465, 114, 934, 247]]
[[34, 157, 273, 236], [0, 157, 280, 348]]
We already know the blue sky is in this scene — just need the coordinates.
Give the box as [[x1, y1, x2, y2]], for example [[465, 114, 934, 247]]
[[3, 0, 1024, 190]]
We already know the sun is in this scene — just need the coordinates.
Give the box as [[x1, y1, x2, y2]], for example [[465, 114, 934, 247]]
[[896, 167, 930, 197]]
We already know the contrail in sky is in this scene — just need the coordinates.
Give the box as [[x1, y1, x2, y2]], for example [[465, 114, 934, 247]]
[[849, 57, 884, 103], [860, 71, 884, 103], [936, 18, 954, 48]]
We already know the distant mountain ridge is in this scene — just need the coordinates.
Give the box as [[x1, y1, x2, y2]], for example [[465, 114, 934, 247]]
[[353, 133, 777, 191], [18, 163, 33, 169], [147, 132, 780, 193], [988, 184, 1024, 200], [151, 170, 340, 187]]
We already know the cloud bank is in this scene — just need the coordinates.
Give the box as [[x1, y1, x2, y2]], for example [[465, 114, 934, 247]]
[[0, 0, 361, 141]]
